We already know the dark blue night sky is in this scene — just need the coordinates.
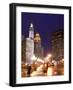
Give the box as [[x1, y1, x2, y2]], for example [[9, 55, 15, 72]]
[[22, 12, 64, 55]]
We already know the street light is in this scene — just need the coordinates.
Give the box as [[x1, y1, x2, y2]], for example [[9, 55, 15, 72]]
[[47, 54, 52, 58], [31, 54, 37, 62], [44, 54, 52, 62]]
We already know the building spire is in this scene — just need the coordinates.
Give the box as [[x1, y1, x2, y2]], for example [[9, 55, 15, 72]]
[[29, 23, 34, 39], [30, 23, 33, 28]]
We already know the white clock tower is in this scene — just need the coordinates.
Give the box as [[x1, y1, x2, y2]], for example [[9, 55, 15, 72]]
[[29, 23, 34, 39], [26, 23, 34, 65]]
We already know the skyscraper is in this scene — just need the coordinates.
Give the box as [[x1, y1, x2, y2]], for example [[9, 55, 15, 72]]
[[34, 33, 44, 59], [22, 23, 44, 64], [51, 30, 64, 61], [26, 38, 34, 64], [26, 23, 34, 65]]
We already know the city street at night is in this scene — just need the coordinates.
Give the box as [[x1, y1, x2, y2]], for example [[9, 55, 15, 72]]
[[21, 12, 64, 78], [21, 56, 64, 77]]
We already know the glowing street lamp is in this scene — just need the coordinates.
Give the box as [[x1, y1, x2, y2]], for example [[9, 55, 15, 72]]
[[62, 58, 64, 62], [31, 54, 37, 62], [44, 54, 52, 62], [47, 54, 52, 58]]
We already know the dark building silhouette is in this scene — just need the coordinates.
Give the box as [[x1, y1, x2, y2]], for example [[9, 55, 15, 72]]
[[22, 37, 26, 63], [51, 30, 64, 61]]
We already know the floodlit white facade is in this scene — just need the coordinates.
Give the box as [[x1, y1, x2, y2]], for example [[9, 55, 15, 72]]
[[26, 23, 34, 65], [26, 38, 34, 65], [29, 23, 34, 39]]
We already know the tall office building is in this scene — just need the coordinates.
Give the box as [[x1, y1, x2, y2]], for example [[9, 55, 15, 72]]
[[34, 33, 44, 59], [26, 23, 34, 65], [26, 38, 34, 64], [51, 30, 64, 61], [22, 23, 44, 64]]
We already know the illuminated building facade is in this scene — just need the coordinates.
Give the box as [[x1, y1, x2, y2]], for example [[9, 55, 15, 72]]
[[34, 33, 44, 59], [26, 38, 34, 64], [29, 23, 34, 39], [26, 23, 34, 65], [22, 23, 44, 65], [51, 30, 64, 61]]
